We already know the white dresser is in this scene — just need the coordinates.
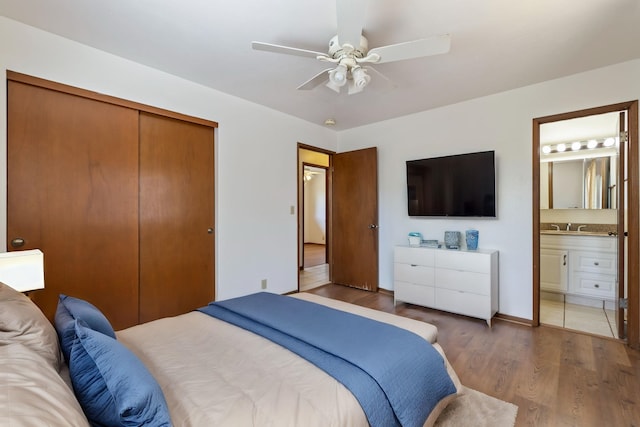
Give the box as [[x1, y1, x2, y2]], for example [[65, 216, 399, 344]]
[[394, 245, 499, 326]]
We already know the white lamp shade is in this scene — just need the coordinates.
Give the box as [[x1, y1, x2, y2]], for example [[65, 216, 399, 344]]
[[0, 249, 45, 292]]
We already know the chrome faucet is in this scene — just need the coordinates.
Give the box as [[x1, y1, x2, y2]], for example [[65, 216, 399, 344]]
[[577, 225, 587, 232], [550, 224, 560, 231], [566, 223, 572, 231]]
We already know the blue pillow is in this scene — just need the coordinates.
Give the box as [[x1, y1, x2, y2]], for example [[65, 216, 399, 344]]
[[69, 321, 172, 426], [54, 294, 116, 362]]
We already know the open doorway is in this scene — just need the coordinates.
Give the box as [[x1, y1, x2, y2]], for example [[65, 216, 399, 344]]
[[533, 101, 639, 346], [539, 112, 622, 338], [297, 144, 380, 293], [298, 146, 331, 291]]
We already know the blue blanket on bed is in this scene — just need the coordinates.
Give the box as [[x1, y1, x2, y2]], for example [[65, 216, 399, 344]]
[[198, 293, 456, 427]]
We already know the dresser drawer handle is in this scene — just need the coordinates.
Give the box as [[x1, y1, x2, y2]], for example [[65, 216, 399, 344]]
[[594, 284, 600, 288], [593, 262, 599, 266], [410, 264, 418, 267]]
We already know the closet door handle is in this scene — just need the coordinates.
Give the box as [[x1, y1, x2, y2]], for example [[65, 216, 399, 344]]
[[563, 254, 567, 266], [207, 228, 214, 234], [10, 237, 25, 248]]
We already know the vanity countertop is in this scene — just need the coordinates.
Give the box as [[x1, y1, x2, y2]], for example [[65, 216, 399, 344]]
[[540, 230, 614, 237], [540, 223, 617, 236]]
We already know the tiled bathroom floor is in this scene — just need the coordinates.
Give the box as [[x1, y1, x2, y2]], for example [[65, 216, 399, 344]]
[[540, 298, 618, 338]]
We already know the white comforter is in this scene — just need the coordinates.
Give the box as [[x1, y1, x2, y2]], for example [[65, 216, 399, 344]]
[[117, 293, 456, 427]]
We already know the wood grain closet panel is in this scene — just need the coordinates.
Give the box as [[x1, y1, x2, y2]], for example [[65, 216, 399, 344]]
[[139, 112, 215, 323], [7, 81, 140, 329]]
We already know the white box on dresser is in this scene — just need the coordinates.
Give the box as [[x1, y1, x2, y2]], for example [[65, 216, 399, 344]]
[[394, 245, 499, 326]]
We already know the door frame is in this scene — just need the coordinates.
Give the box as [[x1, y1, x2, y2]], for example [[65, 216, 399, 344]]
[[532, 101, 639, 348]]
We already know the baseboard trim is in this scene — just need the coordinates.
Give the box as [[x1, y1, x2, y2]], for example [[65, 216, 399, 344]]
[[495, 313, 533, 326], [378, 289, 532, 326]]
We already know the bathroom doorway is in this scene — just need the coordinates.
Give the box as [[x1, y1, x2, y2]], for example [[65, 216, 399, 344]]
[[533, 101, 639, 345], [298, 146, 331, 291]]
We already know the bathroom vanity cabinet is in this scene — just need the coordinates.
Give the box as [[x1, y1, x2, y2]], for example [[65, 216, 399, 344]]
[[540, 233, 617, 301]]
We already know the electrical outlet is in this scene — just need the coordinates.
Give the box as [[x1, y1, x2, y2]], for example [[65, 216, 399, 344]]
[[261, 279, 267, 289]]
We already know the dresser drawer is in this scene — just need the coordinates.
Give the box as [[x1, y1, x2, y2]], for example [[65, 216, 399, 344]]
[[393, 245, 498, 326], [394, 246, 435, 266], [395, 281, 435, 307], [572, 272, 616, 298], [435, 250, 490, 274], [435, 288, 491, 319], [394, 263, 434, 286], [435, 268, 490, 295], [571, 251, 616, 275]]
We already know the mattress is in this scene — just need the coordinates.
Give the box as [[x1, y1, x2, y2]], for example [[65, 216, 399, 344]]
[[117, 293, 458, 427]]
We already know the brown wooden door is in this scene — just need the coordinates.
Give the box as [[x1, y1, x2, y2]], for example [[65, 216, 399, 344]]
[[331, 147, 378, 291], [7, 81, 140, 329], [139, 112, 215, 323]]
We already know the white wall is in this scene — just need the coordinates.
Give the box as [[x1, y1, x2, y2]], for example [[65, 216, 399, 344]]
[[0, 17, 337, 300], [2, 17, 638, 320], [337, 59, 640, 320], [304, 174, 326, 244]]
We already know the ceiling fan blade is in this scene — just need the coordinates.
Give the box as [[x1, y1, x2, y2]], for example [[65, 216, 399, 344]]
[[252, 41, 328, 60], [336, 0, 368, 48], [297, 68, 332, 90], [364, 66, 397, 91], [364, 65, 390, 82], [367, 34, 451, 64]]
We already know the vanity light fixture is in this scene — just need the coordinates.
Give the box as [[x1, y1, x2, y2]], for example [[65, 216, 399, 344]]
[[542, 136, 619, 155]]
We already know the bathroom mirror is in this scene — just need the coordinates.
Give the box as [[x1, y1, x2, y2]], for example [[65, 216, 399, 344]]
[[540, 154, 617, 209], [540, 112, 620, 210]]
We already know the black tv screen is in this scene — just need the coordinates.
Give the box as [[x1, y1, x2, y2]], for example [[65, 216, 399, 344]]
[[407, 150, 496, 217]]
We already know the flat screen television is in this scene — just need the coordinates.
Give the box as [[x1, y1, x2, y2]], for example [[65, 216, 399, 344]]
[[406, 150, 496, 217]]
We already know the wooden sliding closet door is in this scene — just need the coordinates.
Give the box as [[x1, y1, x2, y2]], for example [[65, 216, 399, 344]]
[[139, 112, 215, 323], [7, 81, 140, 329]]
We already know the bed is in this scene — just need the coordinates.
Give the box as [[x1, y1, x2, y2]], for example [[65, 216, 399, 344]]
[[0, 282, 463, 427]]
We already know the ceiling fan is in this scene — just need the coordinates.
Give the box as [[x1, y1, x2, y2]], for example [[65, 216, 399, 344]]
[[252, 0, 451, 95]]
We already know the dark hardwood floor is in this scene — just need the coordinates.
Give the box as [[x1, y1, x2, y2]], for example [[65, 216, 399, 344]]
[[306, 284, 640, 427], [303, 243, 326, 268]]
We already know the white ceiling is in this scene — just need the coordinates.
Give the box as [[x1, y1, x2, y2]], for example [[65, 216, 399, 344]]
[[1, 0, 639, 130], [541, 112, 619, 145]]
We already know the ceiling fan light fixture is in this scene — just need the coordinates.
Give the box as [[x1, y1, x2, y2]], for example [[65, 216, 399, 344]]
[[346, 67, 370, 95], [329, 64, 348, 85], [326, 64, 348, 92], [351, 67, 370, 87]]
